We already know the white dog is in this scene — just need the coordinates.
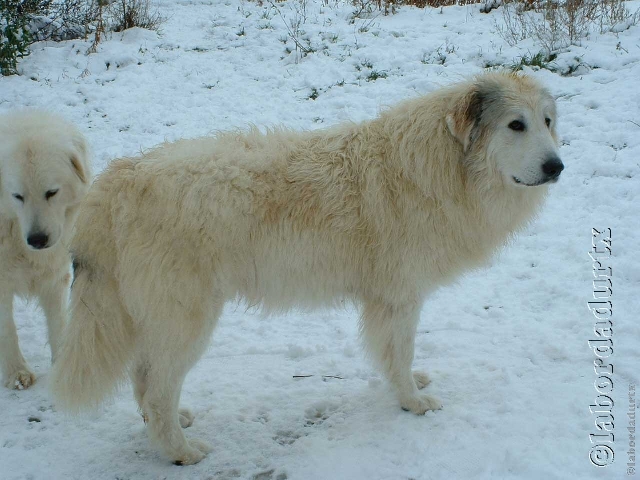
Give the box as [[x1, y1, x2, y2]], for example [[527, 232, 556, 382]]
[[52, 72, 563, 464], [0, 111, 91, 389]]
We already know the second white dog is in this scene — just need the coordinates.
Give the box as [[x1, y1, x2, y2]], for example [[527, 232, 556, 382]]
[[0, 110, 92, 389]]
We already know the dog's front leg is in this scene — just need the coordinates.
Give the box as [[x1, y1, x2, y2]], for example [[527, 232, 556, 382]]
[[38, 274, 70, 363], [0, 293, 35, 389], [360, 299, 442, 414]]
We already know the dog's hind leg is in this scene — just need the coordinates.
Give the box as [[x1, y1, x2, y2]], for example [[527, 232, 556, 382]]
[[131, 359, 150, 423], [131, 358, 195, 429], [142, 340, 212, 464], [141, 300, 222, 465], [0, 293, 35, 389], [360, 300, 442, 414]]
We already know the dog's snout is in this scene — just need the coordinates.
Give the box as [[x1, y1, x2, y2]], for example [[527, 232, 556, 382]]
[[27, 232, 49, 250], [541, 157, 564, 178]]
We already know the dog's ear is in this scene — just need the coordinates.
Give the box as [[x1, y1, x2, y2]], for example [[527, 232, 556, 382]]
[[446, 88, 483, 152], [70, 134, 90, 184]]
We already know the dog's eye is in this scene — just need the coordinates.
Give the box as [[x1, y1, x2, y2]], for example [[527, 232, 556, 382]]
[[12, 194, 24, 202], [508, 120, 525, 132], [545, 117, 552, 128], [45, 189, 59, 200]]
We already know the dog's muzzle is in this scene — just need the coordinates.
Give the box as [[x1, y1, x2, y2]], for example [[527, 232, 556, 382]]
[[513, 156, 564, 187]]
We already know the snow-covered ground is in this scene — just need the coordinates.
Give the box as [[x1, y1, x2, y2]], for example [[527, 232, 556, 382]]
[[1, 1, 639, 478]]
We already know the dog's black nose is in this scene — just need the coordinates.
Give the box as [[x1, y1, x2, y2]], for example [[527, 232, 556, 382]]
[[542, 157, 564, 178], [27, 232, 49, 249]]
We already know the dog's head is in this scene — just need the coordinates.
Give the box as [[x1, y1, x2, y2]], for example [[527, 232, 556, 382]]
[[446, 72, 563, 188], [0, 112, 91, 251]]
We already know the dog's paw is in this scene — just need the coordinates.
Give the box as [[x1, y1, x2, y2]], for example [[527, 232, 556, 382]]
[[400, 393, 442, 415], [178, 408, 195, 428], [189, 438, 212, 454], [4, 368, 36, 390], [172, 438, 211, 466], [412, 371, 431, 390]]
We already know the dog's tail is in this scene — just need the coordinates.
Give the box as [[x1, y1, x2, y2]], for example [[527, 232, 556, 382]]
[[49, 169, 136, 411], [50, 159, 136, 412], [50, 259, 135, 411]]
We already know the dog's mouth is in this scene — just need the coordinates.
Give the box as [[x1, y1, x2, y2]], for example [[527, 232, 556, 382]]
[[512, 176, 559, 187]]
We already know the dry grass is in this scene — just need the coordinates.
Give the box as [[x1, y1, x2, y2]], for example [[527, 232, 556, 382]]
[[419, 0, 482, 5], [498, 0, 639, 53], [110, 0, 165, 32]]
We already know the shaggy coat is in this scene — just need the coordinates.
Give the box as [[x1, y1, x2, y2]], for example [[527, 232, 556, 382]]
[[51, 72, 560, 465]]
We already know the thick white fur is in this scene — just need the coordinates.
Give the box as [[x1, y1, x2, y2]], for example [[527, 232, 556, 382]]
[[0, 110, 92, 389], [51, 72, 560, 464]]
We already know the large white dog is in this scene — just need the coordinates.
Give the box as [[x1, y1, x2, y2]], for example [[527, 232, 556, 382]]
[[0, 111, 92, 389], [52, 72, 563, 465]]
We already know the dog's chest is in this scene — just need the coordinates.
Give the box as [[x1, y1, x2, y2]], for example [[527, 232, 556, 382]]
[[0, 233, 66, 296]]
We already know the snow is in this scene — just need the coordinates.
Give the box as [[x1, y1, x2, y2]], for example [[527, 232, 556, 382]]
[[1, 1, 639, 478]]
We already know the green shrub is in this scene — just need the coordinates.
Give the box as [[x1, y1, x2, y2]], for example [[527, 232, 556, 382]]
[[0, 0, 32, 75]]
